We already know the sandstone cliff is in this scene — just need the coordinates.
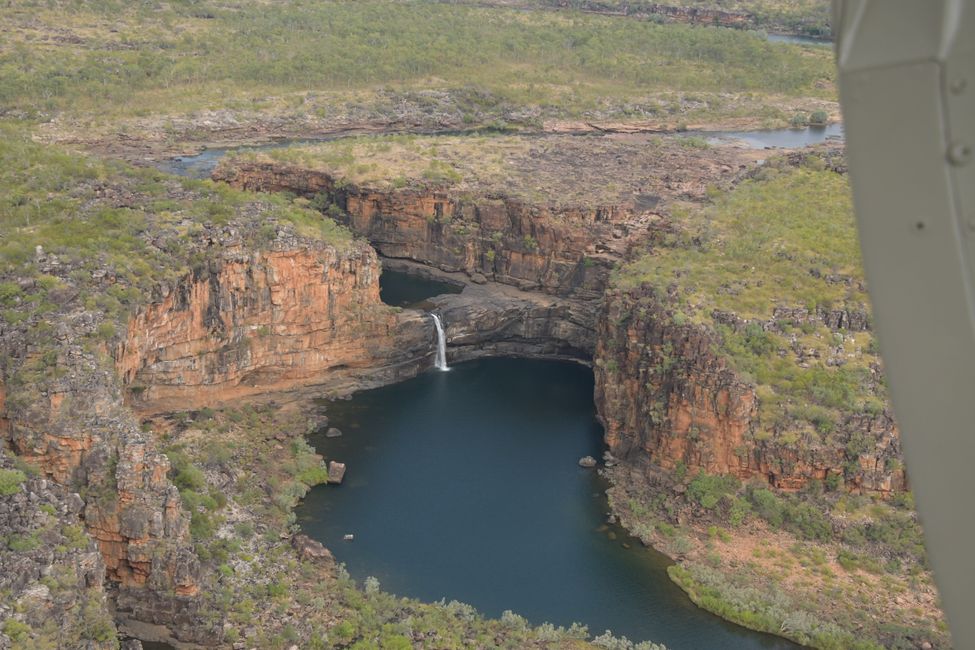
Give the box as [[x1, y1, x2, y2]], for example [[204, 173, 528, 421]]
[[0, 449, 117, 648], [1, 345, 204, 643], [214, 161, 648, 299], [116, 237, 434, 414], [594, 287, 904, 495]]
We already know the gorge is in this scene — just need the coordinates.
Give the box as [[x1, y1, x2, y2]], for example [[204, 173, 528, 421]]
[[0, 2, 950, 647]]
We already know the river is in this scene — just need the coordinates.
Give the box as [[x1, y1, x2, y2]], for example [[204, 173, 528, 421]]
[[158, 125, 843, 181]]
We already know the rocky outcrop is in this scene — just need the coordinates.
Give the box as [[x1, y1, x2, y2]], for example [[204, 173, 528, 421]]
[[594, 288, 905, 495], [0, 450, 117, 649], [116, 239, 435, 414], [214, 161, 646, 299], [2, 346, 206, 641], [433, 279, 597, 363]]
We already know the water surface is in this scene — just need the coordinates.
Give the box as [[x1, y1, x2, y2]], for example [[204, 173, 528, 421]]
[[380, 268, 463, 308], [296, 358, 797, 649], [159, 123, 843, 181], [706, 123, 844, 149], [156, 139, 327, 180]]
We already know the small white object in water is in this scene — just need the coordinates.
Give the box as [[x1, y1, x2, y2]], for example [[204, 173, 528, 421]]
[[343, 534, 354, 542]]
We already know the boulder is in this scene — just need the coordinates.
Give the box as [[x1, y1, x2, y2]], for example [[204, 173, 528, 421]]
[[327, 461, 346, 484], [291, 534, 334, 564], [578, 456, 597, 468], [325, 427, 343, 438]]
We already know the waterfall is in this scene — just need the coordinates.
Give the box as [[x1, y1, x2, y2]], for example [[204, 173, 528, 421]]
[[431, 313, 449, 371]]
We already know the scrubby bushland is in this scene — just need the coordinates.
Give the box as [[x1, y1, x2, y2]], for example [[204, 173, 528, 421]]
[[2, 0, 833, 126]]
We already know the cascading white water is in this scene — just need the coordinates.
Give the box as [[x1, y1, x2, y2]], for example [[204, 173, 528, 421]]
[[431, 313, 449, 371]]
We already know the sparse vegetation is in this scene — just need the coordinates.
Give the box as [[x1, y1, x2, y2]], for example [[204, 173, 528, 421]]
[[605, 155, 944, 649], [614, 164, 884, 454], [4, 0, 834, 148], [467, 0, 833, 38], [0, 469, 26, 497], [0, 127, 352, 337], [229, 130, 753, 207]]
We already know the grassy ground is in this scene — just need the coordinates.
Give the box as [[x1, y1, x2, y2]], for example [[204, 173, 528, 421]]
[[227, 131, 761, 205], [3, 0, 835, 148], [468, 0, 833, 37], [607, 466, 947, 649], [0, 124, 350, 311], [614, 157, 886, 444]]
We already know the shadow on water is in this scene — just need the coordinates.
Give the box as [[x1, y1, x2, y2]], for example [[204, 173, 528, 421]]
[[379, 268, 463, 309], [295, 358, 799, 649]]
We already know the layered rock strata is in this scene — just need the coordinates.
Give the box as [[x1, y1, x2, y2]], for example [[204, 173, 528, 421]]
[[213, 161, 649, 299], [116, 239, 437, 414], [2, 347, 205, 642], [594, 288, 904, 495]]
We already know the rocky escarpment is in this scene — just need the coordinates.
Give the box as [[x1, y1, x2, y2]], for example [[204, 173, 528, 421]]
[[0, 450, 117, 648], [214, 161, 650, 299], [1, 346, 206, 643], [434, 279, 597, 363], [594, 287, 904, 495], [116, 237, 435, 414]]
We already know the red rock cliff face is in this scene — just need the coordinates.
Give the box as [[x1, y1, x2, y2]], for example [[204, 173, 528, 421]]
[[214, 162, 643, 299], [594, 288, 905, 495], [116, 239, 433, 414], [4, 350, 202, 624], [2, 235, 436, 644]]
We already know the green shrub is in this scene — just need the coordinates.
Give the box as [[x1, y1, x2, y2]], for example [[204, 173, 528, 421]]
[[95, 322, 116, 341], [809, 110, 829, 126], [2, 619, 30, 642], [729, 497, 752, 526], [0, 469, 26, 496], [747, 486, 784, 528], [296, 467, 329, 487], [687, 472, 740, 510]]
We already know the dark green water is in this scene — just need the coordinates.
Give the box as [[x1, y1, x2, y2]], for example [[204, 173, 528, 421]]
[[379, 268, 462, 308], [296, 359, 797, 649]]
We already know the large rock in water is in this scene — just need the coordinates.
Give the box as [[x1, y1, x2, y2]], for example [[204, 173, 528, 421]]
[[327, 461, 346, 484], [578, 456, 597, 468]]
